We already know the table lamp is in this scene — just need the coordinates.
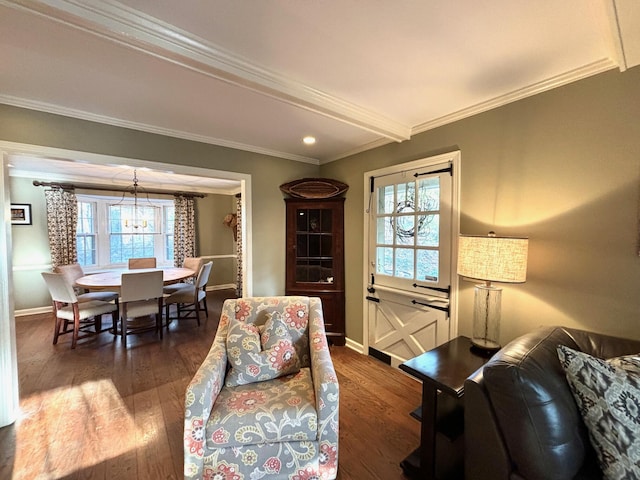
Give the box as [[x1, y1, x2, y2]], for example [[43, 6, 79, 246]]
[[457, 231, 528, 351]]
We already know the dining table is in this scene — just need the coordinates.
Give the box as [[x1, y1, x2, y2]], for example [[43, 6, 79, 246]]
[[75, 267, 196, 291]]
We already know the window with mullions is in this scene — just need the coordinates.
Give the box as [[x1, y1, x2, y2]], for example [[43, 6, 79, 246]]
[[375, 175, 441, 283], [109, 204, 158, 263], [75, 195, 174, 267], [77, 201, 97, 265], [165, 206, 175, 262]]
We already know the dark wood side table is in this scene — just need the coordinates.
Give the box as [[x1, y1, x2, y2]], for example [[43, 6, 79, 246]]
[[399, 336, 492, 479]]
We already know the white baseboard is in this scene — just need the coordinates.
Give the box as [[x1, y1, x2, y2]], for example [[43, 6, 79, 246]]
[[15, 306, 52, 318], [344, 337, 364, 354]]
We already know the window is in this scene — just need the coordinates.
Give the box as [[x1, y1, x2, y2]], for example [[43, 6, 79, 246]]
[[165, 206, 175, 262], [369, 160, 453, 294], [375, 176, 441, 281], [77, 201, 97, 265], [76, 195, 174, 268]]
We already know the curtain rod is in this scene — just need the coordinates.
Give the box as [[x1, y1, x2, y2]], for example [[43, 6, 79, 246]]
[[32, 180, 206, 198]]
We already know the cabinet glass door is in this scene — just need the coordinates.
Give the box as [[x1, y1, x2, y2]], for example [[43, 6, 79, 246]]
[[295, 208, 334, 283]]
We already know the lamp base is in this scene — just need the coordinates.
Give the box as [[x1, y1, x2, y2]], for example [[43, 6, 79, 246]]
[[470, 337, 501, 351], [471, 284, 502, 352]]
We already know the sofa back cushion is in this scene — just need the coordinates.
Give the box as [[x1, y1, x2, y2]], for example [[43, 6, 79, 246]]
[[482, 327, 591, 480]]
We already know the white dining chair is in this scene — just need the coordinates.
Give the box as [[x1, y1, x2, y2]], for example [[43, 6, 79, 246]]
[[41, 272, 118, 349], [164, 261, 212, 328], [119, 270, 164, 347], [54, 263, 119, 306], [162, 256, 204, 295]]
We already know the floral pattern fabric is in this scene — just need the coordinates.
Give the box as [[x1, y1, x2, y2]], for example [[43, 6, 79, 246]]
[[184, 296, 339, 480], [558, 346, 640, 480], [208, 368, 317, 447], [225, 312, 301, 387], [45, 188, 78, 269], [174, 195, 196, 268]]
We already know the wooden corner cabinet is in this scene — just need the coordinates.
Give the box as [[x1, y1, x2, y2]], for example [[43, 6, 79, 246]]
[[285, 197, 345, 345]]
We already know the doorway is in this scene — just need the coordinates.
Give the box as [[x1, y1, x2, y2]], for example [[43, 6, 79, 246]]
[[363, 151, 460, 367]]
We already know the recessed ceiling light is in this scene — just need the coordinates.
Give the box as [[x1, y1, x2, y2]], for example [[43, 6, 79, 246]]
[[303, 136, 316, 145]]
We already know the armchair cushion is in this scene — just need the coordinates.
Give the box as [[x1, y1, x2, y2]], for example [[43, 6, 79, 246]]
[[207, 367, 317, 448], [558, 346, 640, 480], [225, 312, 300, 386]]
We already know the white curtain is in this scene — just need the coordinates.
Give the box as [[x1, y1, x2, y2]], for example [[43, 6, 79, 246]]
[[174, 195, 196, 267], [45, 188, 78, 269]]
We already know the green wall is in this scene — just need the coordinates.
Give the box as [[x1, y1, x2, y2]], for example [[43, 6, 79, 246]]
[[320, 66, 640, 345], [197, 193, 238, 287], [1, 104, 319, 308]]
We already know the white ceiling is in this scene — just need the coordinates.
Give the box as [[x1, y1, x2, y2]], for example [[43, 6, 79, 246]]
[[2, 0, 640, 187]]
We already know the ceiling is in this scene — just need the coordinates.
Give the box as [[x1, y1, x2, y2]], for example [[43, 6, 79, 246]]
[[2, 0, 640, 188]]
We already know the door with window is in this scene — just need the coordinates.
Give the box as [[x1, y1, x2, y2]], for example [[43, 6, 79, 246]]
[[365, 152, 459, 367]]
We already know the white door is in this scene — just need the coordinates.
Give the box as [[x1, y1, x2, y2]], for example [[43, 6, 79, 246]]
[[364, 152, 459, 367]]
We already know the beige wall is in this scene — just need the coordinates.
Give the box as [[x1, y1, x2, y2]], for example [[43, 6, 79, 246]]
[[320, 66, 640, 345], [1, 104, 319, 306]]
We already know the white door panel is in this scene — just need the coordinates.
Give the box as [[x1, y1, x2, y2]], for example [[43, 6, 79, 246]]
[[368, 288, 449, 367], [364, 151, 460, 366]]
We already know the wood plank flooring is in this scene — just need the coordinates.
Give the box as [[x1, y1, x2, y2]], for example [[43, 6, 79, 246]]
[[0, 290, 421, 479]]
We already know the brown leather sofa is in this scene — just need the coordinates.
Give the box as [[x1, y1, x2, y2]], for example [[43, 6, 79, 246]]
[[464, 326, 640, 480]]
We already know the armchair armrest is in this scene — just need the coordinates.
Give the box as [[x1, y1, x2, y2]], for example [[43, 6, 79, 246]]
[[308, 297, 339, 477], [184, 317, 229, 478]]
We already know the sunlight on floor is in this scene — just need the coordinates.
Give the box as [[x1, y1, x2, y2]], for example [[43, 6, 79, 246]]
[[13, 379, 144, 479]]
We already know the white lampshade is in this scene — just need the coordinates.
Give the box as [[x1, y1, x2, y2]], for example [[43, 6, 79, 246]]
[[457, 233, 528, 283]]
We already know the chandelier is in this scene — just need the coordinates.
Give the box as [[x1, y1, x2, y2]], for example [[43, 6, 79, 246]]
[[123, 169, 148, 231]]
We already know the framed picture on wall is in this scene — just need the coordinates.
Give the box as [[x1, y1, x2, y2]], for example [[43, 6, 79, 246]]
[[11, 204, 32, 225]]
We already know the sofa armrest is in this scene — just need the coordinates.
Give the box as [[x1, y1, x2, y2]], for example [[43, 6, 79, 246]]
[[308, 297, 339, 476], [464, 368, 512, 480], [183, 314, 230, 478]]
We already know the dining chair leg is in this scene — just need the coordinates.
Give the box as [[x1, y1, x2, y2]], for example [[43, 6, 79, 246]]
[[121, 304, 127, 348], [111, 310, 118, 337], [165, 304, 171, 330], [53, 315, 62, 345], [157, 299, 163, 339], [194, 302, 201, 326], [203, 297, 209, 318], [71, 304, 82, 349]]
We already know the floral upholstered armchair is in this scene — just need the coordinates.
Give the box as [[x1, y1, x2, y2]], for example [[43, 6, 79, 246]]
[[184, 296, 339, 480]]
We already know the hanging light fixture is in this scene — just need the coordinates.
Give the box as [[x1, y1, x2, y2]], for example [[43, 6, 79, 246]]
[[123, 169, 148, 230]]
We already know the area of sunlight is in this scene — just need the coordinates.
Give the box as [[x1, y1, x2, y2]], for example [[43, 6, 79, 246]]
[[12, 378, 146, 479]]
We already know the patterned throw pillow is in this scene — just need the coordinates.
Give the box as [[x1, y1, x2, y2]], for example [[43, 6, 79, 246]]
[[225, 312, 300, 387], [557, 345, 640, 480]]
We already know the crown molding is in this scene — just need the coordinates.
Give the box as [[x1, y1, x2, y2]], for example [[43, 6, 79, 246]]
[[4, 0, 411, 142], [321, 137, 393, 164], [412, 58, 618, 136], [326, 58, 618, 163], [0, 94, 320, 165]]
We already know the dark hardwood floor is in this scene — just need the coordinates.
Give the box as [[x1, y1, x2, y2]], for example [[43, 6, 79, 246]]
[[0, 290, 421, 479]]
